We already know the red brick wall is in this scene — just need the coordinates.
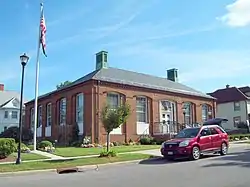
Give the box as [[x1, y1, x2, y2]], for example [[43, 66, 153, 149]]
[[25, 80, 215, 144], [95, 81, 215, 143]]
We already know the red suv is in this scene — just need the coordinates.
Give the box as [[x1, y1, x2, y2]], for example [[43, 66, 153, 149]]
[[160, 125, 229, 160]]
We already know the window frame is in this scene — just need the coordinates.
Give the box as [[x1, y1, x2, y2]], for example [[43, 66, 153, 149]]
[[46, 103, 52, 127], [202, 104, 208, 122], [76, 93, 84, 123], [200, 128, 211, 136], [183, 102, 192, 124], [30, 108, 34, 128], [136, 96, 148, 123], [233, 116, 241, 127], [107, 93, 120, 110], [59, 98, 67, 125], [37, 105, 43, 127], [234, 102, 240, 111], [11, 111, 18, 119], [4, 111, 8, 119]]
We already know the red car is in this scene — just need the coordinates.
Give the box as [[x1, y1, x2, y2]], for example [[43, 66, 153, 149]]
[[160, 125, 229, 160]]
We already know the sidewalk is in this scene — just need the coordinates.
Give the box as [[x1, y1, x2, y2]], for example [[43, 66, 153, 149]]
[[0, 142, 248, 165]]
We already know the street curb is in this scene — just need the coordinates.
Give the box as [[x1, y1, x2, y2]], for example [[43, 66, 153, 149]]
[[0, 159, 147, 177]]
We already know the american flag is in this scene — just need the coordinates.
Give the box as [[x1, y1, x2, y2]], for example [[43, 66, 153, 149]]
[[40, 5, 47, 57]]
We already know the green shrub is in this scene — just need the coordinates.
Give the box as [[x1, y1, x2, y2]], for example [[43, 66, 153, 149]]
[[0, 138, 16, 159], [139, 137, 154, 145], [99, 150, 117, 157], [38, 140, 53, 149], [113, 141, 122, 146]]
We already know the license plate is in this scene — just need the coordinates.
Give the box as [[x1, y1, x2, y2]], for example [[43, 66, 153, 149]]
[[167, 151, 173, 155]]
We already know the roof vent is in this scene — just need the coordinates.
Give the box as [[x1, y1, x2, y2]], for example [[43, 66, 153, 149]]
[[95, 51, 108, 70], [167, 68, 178, 82]]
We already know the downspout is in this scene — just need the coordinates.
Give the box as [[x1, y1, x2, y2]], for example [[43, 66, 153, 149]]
[[245, 100, 248, 121], [96, 80, 100, 143]]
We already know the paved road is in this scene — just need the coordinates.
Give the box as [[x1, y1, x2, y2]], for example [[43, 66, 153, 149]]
[[1, 144, 250, 187]]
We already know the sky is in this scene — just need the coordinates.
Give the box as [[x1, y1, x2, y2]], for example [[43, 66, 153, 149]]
[[1, 0, 250, 100]]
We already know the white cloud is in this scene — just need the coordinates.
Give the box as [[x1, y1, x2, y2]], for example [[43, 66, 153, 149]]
[[219, 0, 250, 27]]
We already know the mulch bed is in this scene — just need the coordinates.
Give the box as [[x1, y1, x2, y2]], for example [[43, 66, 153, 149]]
[[0, 156, 15, 163]]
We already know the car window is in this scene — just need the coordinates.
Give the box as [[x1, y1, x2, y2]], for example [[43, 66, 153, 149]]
[[217, 126, 226, 133], [175, 128, 200, 138], [210, 128, 219, 135], [200, 128, 211, 136]]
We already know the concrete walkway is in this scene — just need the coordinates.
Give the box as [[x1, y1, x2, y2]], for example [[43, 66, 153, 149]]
[[0, 142, 248, 165], [32, 150, 64, 159]]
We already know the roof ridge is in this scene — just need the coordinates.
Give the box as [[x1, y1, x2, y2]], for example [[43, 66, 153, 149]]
[[236, 87, 249, 99]]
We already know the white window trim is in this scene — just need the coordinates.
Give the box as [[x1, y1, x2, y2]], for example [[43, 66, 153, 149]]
[[107, 92, 123, 134], [202, 104, 208, 121], [11, 111, 18, 119], [234, 102, 241, 111], [136, 96, 148, 123], [46, 103, 52, 127], [136, 96, 149, 135], [154, 100, 177, 135]]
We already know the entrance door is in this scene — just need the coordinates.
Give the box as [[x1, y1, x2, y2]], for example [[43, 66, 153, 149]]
[[161, 112, 172, 133]]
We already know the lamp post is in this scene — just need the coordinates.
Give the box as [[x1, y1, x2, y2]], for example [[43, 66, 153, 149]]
[[16, 53, 29, 165], [182, 106, 186, 125], [208, 111, 212, 119]]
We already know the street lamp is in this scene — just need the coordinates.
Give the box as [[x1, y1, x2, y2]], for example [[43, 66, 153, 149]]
[[182, 106, 186, 124], [16, 53, 29, 165], [208, 111, 212, 119]]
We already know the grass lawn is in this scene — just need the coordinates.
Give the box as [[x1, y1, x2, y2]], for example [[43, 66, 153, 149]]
[[0, 153, 151, 173], [54, 145, 160, 157], [11, 153, 48, 161]]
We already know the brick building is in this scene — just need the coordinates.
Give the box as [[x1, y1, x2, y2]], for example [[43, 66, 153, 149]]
[[25, 51, 216, 144]]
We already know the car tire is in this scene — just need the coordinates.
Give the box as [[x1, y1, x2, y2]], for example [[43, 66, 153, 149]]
[[190, 146, 200, 160], [220, 142, 228, 156]]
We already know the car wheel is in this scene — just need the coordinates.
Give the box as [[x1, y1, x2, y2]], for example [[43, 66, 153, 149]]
[[220, 142, 228, 156], [190, 146, 200, 160]]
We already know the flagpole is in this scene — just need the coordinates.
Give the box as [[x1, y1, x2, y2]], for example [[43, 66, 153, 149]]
[[33, 3, 43, 151]]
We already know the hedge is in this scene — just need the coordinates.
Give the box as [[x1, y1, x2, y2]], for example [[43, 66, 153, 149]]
[[0, 138, 16, 159]]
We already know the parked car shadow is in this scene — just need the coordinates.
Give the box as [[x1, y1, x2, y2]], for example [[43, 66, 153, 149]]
[[139, 154, 217, 165], [202, 148, 250, 168]]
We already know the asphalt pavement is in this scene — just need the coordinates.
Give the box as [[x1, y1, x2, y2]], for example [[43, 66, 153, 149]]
[[1, 144, 250, 187]]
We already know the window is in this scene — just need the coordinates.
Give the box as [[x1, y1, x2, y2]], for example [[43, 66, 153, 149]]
[[183, 102, 192, 124], [210, 128, 218, 135], [38, 106, 42, 127], [136, 97, 148, 123], [233, 116, 241, 127], [200, 128, 211, 136], [202, 104, 208, 122], [76, 93, 84, 123], [107, 93, 120, 109], [30, 108, 34, 128], [59, 98, 67, 125], [4, 111, 8, 118], [234, 102, 240, 111], [46, 103, 52, 127], [11, 111, 18, 119]]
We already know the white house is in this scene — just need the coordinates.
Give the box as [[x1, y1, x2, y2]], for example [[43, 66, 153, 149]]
[[0, 84, 25, 133], [208, 85, 250, 130]]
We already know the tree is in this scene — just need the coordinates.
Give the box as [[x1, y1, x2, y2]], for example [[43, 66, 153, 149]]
[[101, 103, 131, 152], [56, 81, 72, 90]]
